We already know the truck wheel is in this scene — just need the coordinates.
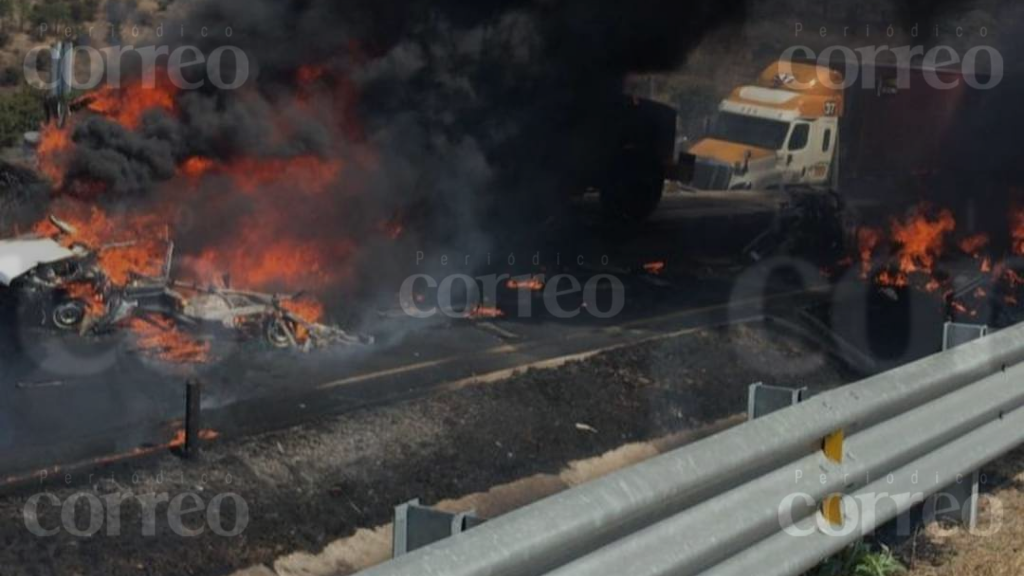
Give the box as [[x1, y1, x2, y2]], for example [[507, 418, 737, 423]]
[[600, 152, 664, 222], [51, 300, 86, 331], [264, 317, 297, 349]]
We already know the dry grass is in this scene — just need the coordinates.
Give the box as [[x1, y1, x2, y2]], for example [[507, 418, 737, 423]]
[[903, 447, 1024, 576]]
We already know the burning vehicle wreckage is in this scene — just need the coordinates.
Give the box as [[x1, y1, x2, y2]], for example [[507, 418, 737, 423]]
[[0, 216, 372, 356]]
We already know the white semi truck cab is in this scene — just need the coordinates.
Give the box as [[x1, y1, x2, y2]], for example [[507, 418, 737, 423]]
[[688, 61, 844, 191]]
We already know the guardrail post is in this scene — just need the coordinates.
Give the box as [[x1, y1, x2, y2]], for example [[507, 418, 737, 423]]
[[924, 470, 980, 530], [392, 499, 413, 558], [920, 322, 987, 530], [392, 500, 484, 558], [747, 382, 807, 420], [943, 322, 988, 351]]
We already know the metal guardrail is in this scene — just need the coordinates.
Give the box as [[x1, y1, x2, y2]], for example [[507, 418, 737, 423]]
[[357, 321, 1024, 576]]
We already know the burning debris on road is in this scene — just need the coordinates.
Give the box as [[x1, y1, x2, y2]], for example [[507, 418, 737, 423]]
[[0, 215, 371, 363], [850, 203, 1024, 324]]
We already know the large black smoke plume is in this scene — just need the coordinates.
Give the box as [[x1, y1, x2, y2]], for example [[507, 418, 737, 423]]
[[51, 0, 750, 305], [54, 0, 1015, 307]]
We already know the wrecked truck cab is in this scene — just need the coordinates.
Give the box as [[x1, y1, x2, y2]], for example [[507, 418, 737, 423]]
[[0, 237, 80, 286], [0, 237, 107, 331]]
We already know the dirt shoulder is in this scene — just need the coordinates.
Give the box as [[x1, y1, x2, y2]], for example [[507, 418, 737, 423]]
[[902, 447, 1024, 576]]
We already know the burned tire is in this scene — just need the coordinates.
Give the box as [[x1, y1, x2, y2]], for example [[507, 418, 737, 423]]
[[600, 151, 664, 222], [51, 299, 86, 331], [264, 317, 297, 349]]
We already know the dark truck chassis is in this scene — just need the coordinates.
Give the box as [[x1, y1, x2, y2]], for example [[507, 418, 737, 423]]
[[591, 96, 687, 222]]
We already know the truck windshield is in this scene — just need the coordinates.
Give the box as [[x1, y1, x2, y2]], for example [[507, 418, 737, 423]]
[[709, 113, 790, 151]]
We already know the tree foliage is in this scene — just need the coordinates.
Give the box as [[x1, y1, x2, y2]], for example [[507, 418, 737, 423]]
[[0, 84, 43, 147]]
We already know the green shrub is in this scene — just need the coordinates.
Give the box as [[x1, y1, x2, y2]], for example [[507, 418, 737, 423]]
[[29, 0, 72, 39], [0, 84, 44, 147], [812, 541, 906, 576]]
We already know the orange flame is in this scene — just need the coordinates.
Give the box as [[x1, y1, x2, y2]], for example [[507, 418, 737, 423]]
[[38, 73, 180, 191], [86, 73, 178, 130], [507, 276, 545, 291], [65, 281, 106, 317], [179, 156, 216, 179], [30, 64, 374, 330], [168, 428, 220, 448], [281, 298, 326, 324], [890, 208, 955, 275], [1012, 208, 1024, 256], [190, 233, 356, 293], [469, 305, 504, 319], [643, 261, 667, 275], [227, 156, 343, 195], [38, 123, 72, 185], [877, 270, 908, 288], [278, 298, 327, 343], [33, 203, 167, 286], [857, 227, 882, 278], [129, 316, 210, 364], [857, 207, 960, 292], [958, 233, 990, 256]]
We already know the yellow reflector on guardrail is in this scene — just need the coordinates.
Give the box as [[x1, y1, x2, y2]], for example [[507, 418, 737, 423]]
[[823, 429, 844, 463], [821, 494, 844, 527]]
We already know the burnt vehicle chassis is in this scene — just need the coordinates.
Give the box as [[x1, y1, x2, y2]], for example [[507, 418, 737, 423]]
[[136, 280, 371, 350], [0, 235, 369, 351]]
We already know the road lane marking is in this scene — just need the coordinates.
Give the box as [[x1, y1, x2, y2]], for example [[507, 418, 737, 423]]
[[316, 286, 828, 391]]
